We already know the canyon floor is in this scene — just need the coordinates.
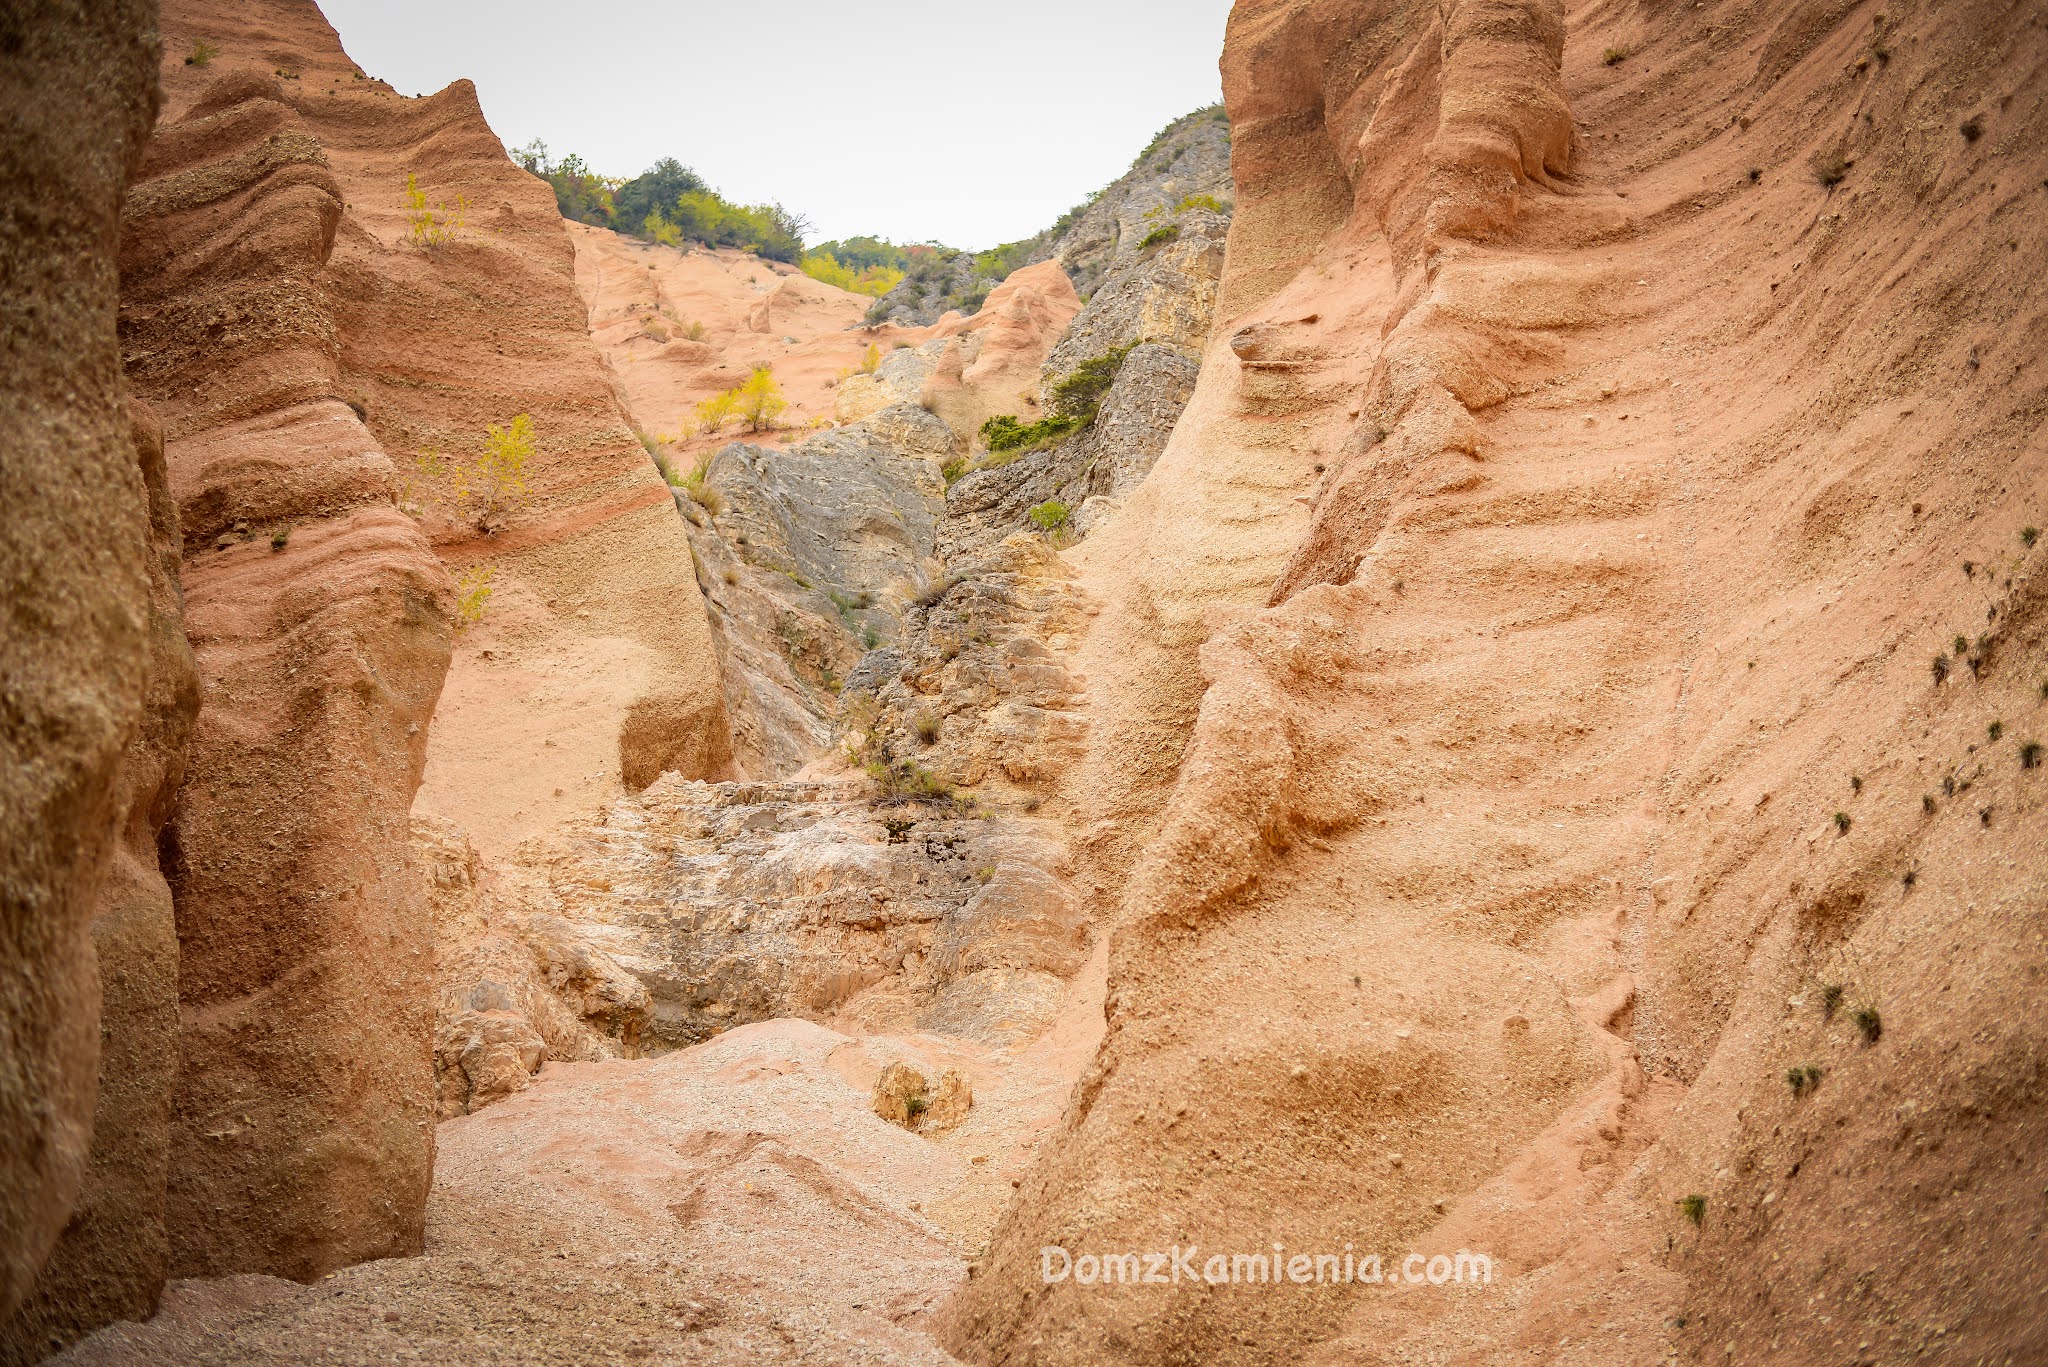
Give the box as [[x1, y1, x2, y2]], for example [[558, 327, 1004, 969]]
[[58, 987, 1105, 1367]]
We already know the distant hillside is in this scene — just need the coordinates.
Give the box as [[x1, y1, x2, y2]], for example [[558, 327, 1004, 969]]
[[866, 103, 1233, 326]]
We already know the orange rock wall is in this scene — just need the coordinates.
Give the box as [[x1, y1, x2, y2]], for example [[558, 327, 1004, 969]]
[[946, 0, 2048, 1362]]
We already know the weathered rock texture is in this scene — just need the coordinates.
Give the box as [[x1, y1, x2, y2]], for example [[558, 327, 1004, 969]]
[[682, 404, 954, 776], [472, 777, 1089, 1052], [119, 54, 455, 1281], [669, 263, 1081, 780], [134, 5, 736, 872], [0, 0, 164, 1330], [72, 0, 737, 1296], [1051, 105, 1234, 301], [939, 150, 1232, 562], [941, 343, 1202, 560], [863, 537, 1094, 807], [2, 409, 200, 1365], [943, 0, 2048, 1364]]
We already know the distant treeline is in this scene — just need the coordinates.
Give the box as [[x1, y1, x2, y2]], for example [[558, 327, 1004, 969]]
[[513, 144, 808, 264], [515, 142, 930, 295]]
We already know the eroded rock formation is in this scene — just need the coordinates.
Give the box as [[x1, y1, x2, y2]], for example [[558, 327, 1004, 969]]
[[119, 60, 454, 1283], [943, 0, 2048, 1363], [15, 0, 2046, 1362], [0, 0, 167, 1335]]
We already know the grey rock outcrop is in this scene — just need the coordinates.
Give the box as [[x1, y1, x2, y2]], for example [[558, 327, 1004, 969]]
[[680, 403, 957, 777], [1043, 210, 1229, 383], [1052, 106, 1233, 300], [861, 536, 1092, 803], [940, 342, 1201, 561], [465, 778, 1092, 1055]]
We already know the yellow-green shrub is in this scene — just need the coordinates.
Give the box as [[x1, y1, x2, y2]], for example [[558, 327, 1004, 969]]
[[454, 565, 495, 628], [801, 251, 906, 297], [696, 388, 739, 433], [738, 367, 787, 432], [403, 173, 468, 248]]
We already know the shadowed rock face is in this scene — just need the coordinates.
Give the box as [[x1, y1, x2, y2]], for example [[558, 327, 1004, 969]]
[[1, 406, 201, 1367], [119, 66, 455, 1282], [0, 0, 164, 1328]]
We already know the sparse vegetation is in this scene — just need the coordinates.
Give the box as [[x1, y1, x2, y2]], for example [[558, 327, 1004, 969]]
[[1954, 634, 1971, 655], [696, 388, 739, 433], [1808, 150, 1849, 187], [1988, 720, 2004, 742], [1786, 1064, 1823, 1095], [1922, 793, 1937, 814], [914, 573, 961, 609], [1849, 775, 1862, 793], [1853, 1005, 1883, 1044], [2022, 741, 2043, 770], [1747, 167, 1762, 183], [1677, 1194, 1705, 1225], [270, 527, 290, 551], [1174, 193, 1226, 214], [2024, 526, 2040, 548], [1050, 339, 1143, 418], [677, 452, 722, 514], [800, 251, 905, 297], [512, 142, 620, 227], [1602, 46, 1631, 66], [1931, 654, 1951, 683], [1821, 984, 1844, 1019], [185, 40, 218, 67], [1028, 499, 1072, 534], [979, 413, 1083, 457], [454, 564, 495, 628], [402, 173, 468, 249], [913, 713, 941, 745], [1140, 223, 1182, 250], [866, 756, 953, 801], [737, 366, 788, 432], [470, 414, 535, 527], [402, 416, 535, 530], [941, 457, 968, 486], [1959, 116, 1983, 142], [1833, 811, 1851, 834], [516, 150, 813, 261], [858, 343, 882, 375]]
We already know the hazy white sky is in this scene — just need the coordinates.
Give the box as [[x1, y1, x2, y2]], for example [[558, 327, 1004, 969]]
[[318, 0, 1235, 250]]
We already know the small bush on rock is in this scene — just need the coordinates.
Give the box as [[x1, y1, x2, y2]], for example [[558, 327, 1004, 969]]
[[403, 173, 468, 248]]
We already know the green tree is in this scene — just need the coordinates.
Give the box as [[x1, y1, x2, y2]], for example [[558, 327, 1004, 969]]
[[614, 157, 707, 231]]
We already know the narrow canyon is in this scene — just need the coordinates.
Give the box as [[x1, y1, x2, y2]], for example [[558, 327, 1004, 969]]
[[2, 0, 2044, 1364]]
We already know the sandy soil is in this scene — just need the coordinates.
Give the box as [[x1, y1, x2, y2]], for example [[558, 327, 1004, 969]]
[[572, 227, 929, 464], [58, 944, 1105, 1366]]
